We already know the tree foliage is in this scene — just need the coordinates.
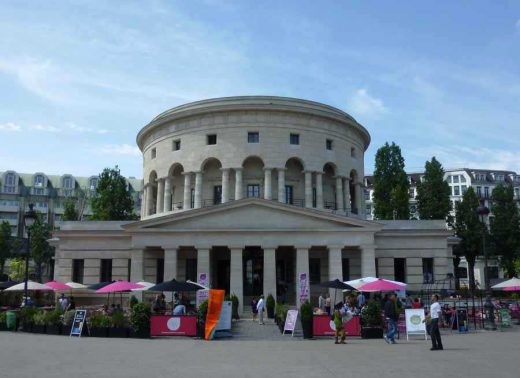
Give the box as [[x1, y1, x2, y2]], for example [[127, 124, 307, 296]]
[[29, 216, 54, 282], [490, 184, 520, 278], [8, 257, 28, 281], [373, 142, 410, 220], [416, 157, 451, 220], [453, 187, 485, 290], [0, 221, 12, 275], [63, 198, 79, 221], [91, 166, 137, 221]]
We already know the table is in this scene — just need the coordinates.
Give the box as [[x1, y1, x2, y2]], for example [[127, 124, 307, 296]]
[[150, 315, 197, 337], [312, 314, 361, 337]]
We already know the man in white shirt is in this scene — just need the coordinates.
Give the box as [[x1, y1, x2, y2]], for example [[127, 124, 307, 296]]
[[256, 295, 265, 325], [429, 294, 443, 351], [58, 294, 68, 311]]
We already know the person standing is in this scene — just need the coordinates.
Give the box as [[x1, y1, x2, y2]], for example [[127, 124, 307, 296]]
[[257, 295, 265, 325], [58, 293, 68, 311], [251, 297, 258, 322], [429, 294, 444, 350], [356, 292, 366, 309], [333, 304, 346, 344], [383, 293, 398, 344], [318, 293, 325, 312], [325, 294, 331, 315]]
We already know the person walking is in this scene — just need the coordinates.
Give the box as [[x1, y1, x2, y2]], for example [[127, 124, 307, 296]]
[[429, 294, 444, 350], [333, 304, 346, 344], [251, 297, 258, 322], [383, 293, 398, 344], [257, 295, 265, 325]]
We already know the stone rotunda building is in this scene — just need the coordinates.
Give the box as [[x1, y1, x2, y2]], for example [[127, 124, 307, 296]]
[[53, 96, 453, 313]]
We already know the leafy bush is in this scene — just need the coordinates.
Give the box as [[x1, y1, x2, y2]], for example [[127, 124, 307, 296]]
[[129, 295, 139, 309], [62, 310, 76, 326], [300, 301, 313, 322], [20, 307, 37, 325], [111, 311, 127, 328], [130, 302, 151, 332], [361, 300, 383, 327], [45, 308, 63, 326], [0, 312, 6, 324], [32, 310, 47, 326], [90, 313, 112, 328], [266, 294, 275, 310], [198, 300, 208, 321], [275, 303, 290, 322], [225, 293, 240, 320]]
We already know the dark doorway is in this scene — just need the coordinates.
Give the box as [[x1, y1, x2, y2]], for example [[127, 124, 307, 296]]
[[243, 247, 263, 297], [211, 247, 230, 294], [216, 260, 230, 293]]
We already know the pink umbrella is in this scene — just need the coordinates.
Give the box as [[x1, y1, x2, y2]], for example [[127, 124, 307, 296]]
[[357, 278, 407, 292], [45, 281, 72, 291], [504, 286, 520, 291], [95, 280, 144, 293]]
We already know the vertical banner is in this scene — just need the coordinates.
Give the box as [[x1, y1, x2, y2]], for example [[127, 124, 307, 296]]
[[205, 289, 225, 340], [196, 272, 209, 308], [298, 272, 309, 304]]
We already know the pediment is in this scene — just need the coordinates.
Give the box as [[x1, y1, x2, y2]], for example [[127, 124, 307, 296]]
[[123, 199, 382, 232]]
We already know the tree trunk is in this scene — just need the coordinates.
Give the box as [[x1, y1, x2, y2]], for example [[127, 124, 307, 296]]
[[467, 260, 476, 292]]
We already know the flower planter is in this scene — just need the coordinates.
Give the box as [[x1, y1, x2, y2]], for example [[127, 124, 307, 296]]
[[129, 328, 150, 339], [61, 325, 72, 336], [361, 327, 384, 339], [90, 327, 109, 338], [32, 325, 46, 334], [21, 323, 33, 333], [109, 327, 129, 338], [0, 323, 7, 331], [267, 307, 275, 319], [302, 320, 313, 339], [46, 325, 61, 335]]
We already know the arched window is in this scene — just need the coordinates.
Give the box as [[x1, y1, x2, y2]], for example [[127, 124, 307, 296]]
[[3, 173, 16, 193]]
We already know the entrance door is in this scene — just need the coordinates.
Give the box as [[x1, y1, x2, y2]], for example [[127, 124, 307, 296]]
[[216, 259, 230, 294], [243, 247, 263, 297]]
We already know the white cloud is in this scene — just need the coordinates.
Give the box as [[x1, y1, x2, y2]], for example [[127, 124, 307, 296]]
[[0, 122, 21, 131], [66, 123, 108, 135], [31, 124, 60, 133], [348, 89, 388, 118], [98, 144, 141, 157]]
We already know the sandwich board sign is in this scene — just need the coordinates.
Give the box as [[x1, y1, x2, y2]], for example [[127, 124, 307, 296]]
[[284, 309, 302, 337], [70, 309, 87, 338], [405, 308, 427, 340]]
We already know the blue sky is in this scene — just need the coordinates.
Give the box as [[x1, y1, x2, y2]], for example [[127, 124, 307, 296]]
[[1, 0, 519, 177]]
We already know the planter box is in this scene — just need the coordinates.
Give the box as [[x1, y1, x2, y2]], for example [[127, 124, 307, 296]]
[[90, 327, 109, 338], [32, 325, 46, 334], [0, 323, 7, 331], [361, 327, 384, 339], [302, 320, 313, 339], [267, 308, 275, 319], [46, 325, 61, 335], [109, 327, 129, 338], [21, 323, 33, 333], [61, 325, 72, 336], [129, 329, 150, 339]]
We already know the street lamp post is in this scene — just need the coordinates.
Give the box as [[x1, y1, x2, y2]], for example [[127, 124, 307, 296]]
[[23, 203, 36, 306], [476, 199, 496, 330]]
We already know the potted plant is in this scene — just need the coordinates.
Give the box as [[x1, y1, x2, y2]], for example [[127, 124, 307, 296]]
[[275, 304, 289, 333], [197, 300, 208, 338], [45, 308, 63, 335], [130, 302, 151, 338], [0, 312, 6, 331], [89, 313, 111, 337], [300, 301, 313, 339], [20, 307, 36, 332], [61, 310, 76, 335], [32, 310, 47, 334], [129, 295, 139, 309], [360, 300, 384, 339], [229, 293, 240, 320], [266, 294, 275, 319], [109, 311, 129, 338]]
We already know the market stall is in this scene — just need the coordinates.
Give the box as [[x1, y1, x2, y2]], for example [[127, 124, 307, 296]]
[[313, 314, 361, 336], [150, 314, 197, 336]]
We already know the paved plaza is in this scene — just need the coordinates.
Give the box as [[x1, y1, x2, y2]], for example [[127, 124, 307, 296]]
[[0, 321, 519, 378]]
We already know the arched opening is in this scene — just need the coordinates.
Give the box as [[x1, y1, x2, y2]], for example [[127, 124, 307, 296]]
[[201, 158, 223, 206], [167, 163, 184, 211], [242, 156, 265, 198], [284, 158, 305, 206], [323, 163, 337, 209], [148, 171, 158, 215], [350, 170, 358, 214]]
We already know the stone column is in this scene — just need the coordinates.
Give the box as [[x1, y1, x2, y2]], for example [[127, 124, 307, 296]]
[[163, 247, 178, 281], [141, 187, 147, 218], [263, 248, 277, 302], [263, 168, 272, 200], [235, 168, 243, 200], [356, 183, 364, 216], [295, 247, 310, 307], [194, 171, 202, 209], [183, 173, 191, 210], [157, 179, 165, 214], [164, 177, 172, 212], [146, 184, 154, 216], [278, 168, 286, 203], [328, 246, 343, 305], [361, 245, 376, 277], [335, 177, 344, 211], [196, 247, 211, 287], [131, 249, 145, 300], [343, 177, 351, 212], [221, 168, 229, 203], [315, 172, 324, 209], [304, 171, 312, 208], [229, 247, 244, 314]]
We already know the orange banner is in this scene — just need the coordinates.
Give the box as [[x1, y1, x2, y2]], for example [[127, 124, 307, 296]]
[[205, 289, 225, 340]]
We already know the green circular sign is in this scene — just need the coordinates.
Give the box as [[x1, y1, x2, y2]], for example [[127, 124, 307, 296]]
[[410, 315, 421, 325]]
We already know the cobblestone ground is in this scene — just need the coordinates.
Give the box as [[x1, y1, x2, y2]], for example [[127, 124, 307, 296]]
[[1, 321, 519, 378]]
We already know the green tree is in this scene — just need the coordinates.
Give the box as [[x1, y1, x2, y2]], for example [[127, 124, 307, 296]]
[[490, 184, 520, 278], [29, 217, 54, 282], [373, 142, 410, 220], [8, 257, 28, 281], [0, 221, 12, 275], [91, 166, 137, 220], [453, 187, 484, 291], [63, 198, 79, 221], [416, 157, 451, 220]]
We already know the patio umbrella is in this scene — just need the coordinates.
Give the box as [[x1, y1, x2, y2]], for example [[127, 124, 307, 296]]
[[65, 282, 88, 289], [357, 278, 406, 292], [320, 279, 356, 305], [88, 281, 115, 291], [4, 281, 53, 291], [344, 277, 406, 292], [131, 281, 156, 291], [45, 281, 71, 291], [148, 279, 202, 292], [0, 280, 20, 290], [95, 280, 144, 293], [492, 277, 520, 291]]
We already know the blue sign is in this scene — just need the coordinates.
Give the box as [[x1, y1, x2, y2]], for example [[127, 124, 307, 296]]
[[70, 310, 87, 337]]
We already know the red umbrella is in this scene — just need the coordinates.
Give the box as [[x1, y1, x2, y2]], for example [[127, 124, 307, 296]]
[[357, 278, 406, 292], [95, 280, 144, 293], [45, 281, 72, 291]]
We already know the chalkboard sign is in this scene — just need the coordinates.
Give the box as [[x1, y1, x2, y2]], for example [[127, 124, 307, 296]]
[[70, 310, 87, 338]]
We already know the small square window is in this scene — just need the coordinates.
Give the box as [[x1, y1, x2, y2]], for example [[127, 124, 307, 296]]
[[326, 139, 333, 150], [207, 134, 217, 145], [173, 139, 181, 151], [151, 148, 156, 159], [351, 147, 356, 158], [248, 132, 259, 143], [290, 133, 299, 145]]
